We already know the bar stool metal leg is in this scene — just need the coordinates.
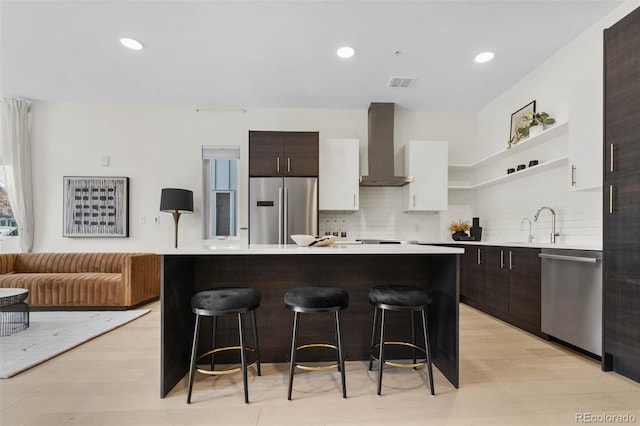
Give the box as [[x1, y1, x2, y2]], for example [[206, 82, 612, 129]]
[[368, 307, 378, 371], [421, 308, 435, 396], [237, 313, 249, 403], [210, 316, 217, 371], [411, 311, 417, 365], [251, 310, 261, 376], [287, 311, 300, 401], [335, 311, 346, 398], [377, 308, 386, 396], [187, 314, 202, 404]]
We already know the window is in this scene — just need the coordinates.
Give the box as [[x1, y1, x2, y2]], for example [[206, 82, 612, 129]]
[[203, 146, 240, 239], [0, 168, 18, 236]]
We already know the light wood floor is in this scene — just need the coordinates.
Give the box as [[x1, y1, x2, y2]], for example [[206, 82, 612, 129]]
[[1, 301, 638, 426]]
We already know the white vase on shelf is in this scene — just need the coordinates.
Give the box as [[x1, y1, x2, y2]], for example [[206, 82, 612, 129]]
[[528, 125, 544, 137]]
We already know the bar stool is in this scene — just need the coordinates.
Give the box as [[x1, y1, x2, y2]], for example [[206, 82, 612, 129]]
[[187, 287, 261, 404], [368, 284, 435, 396], [284, 286, 348, 400]]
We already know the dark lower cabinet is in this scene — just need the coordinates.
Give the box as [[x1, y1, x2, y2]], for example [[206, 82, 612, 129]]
[[508, 247, 542, 336], [603, 5, 640, 383], [602, 178, 640, 381], [484, 247, 510, 317], [460, 245, 485, 304], [458, 244, 543, 338]]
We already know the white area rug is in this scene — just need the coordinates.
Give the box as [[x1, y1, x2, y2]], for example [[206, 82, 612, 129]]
[[0, 309, 150, 378]]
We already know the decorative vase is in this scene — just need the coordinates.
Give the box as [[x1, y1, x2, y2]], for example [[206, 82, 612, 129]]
[[528, 124, 544, 137], [470, 217, 483, 241], [451, 230, 468, 241]]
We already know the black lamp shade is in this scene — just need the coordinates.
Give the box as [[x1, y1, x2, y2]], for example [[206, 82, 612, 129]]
[[160, 188, 194, 213]]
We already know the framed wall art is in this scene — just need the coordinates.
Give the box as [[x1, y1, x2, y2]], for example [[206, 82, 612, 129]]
[[509, 100, 536, 145], [63, 176, 129, 237]]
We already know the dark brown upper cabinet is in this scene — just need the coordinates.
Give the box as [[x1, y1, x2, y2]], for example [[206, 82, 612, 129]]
[[249, 131, 319, 177], [604, 6, 640, 182]]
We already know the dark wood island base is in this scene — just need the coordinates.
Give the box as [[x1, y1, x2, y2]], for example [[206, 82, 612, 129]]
[[160, 247, 461, 398]]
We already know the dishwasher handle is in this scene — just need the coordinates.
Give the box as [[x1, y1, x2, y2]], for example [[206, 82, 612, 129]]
[[538, 253, 599, 263]]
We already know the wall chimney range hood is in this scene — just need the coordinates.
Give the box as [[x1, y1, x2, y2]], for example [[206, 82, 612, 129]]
[[360, 102, 413, 187]]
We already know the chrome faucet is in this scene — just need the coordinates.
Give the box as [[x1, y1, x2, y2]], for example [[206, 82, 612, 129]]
[[520, 217, 533, 243], [534, 206, 560, 243]]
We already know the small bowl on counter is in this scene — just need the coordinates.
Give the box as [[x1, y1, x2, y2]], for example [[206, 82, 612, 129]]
[[291, 235, 339, 247]]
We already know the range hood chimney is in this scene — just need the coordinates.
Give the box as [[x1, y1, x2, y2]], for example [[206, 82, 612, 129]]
[[360, 102, 413, 187]]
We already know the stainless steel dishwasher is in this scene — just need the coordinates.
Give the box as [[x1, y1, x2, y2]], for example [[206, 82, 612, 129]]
[[540, 249, 602, 356]]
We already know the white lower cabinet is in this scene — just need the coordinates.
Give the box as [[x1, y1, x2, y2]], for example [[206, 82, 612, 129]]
[[319, 138, 359, 211], [403, 140, 448, 211]]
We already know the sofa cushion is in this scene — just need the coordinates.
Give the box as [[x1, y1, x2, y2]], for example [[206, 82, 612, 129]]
[[0, 273, 123, 306], [13, 253, 131, 274]]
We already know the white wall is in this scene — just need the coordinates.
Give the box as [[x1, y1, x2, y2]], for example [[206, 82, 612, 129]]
[[23, 102, 474, 252]]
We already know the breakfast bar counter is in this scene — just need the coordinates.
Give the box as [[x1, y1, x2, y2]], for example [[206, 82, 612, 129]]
[[159, 244, 463, 397]]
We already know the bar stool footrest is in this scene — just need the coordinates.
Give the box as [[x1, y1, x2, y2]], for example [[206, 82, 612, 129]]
[[293, 343, 346, 371], [195, 346, 259, 376], [370, 341, 427, 368]]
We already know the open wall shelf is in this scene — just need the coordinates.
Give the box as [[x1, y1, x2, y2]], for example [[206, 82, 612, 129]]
[[448, 122, 569, 190], [449, 156, 569, 190]]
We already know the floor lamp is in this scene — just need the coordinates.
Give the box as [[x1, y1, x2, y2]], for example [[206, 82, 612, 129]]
[[160, 188, 194, 248]]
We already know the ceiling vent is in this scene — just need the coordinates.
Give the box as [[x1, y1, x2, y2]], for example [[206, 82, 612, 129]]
[[387, 76, 416, 88]]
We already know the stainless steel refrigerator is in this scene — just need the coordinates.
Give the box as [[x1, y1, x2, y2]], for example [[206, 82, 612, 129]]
[[249, 177, 318, 244]]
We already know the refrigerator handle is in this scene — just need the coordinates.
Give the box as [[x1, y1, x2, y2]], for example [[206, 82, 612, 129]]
[[278, 187, 283, 244], [283, 187, 288, 244]]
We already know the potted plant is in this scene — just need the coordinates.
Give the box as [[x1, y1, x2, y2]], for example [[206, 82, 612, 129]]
[[526, 111, 556, 137], [448, 219, 470, 241], [508, 111, 556, 148]]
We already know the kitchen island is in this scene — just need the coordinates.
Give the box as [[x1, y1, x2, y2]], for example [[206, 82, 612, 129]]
[[160, 244, 463, 398]]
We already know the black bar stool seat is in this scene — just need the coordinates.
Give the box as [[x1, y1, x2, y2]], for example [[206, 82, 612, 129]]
[[187, 287, 262, 404], [368, 284, 435, 396], [284, 286, 348, 400]]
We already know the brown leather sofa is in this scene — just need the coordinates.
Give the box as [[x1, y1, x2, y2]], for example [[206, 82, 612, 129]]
[[0, 253, 160, 309]]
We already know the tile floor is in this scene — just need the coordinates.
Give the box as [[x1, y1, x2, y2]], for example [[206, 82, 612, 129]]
[[0, 301, 638, 426]]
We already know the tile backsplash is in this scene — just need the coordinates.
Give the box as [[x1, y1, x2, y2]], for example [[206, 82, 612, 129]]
[[320, 187, 443, 242], [320, 165, 601, 246]]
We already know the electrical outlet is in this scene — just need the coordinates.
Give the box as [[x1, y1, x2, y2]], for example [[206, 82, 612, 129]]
[[139, 216, 146, 224]]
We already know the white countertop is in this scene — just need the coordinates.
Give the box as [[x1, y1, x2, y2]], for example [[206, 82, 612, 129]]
[[159, 243, 464, 256], [418, 240, 602, 251]]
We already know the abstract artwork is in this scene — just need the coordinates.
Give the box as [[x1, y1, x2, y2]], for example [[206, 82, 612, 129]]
[[63, 176, 129, 237]]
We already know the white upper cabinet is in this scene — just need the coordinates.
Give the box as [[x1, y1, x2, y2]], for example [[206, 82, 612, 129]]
[[403, 140, 448, 211], [319, 138, 359, 210], [568, 67, 603, 191]]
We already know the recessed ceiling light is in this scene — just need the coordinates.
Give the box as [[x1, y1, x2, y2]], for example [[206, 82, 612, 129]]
[[120, 37, 143, 51], [474, 51, 494, 63], [337, 46, 355, 59]]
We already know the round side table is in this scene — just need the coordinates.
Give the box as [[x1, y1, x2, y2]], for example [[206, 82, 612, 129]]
[[0, 288, 30, 337]]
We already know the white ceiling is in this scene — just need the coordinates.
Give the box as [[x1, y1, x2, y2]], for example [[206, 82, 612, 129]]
[[0, 0, 623, 112]]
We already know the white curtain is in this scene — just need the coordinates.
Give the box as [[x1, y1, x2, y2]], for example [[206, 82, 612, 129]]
[[0, 98, 34, 252]]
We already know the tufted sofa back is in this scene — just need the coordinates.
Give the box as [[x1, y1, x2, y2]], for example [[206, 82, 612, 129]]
[[13, 253, 132, 274]]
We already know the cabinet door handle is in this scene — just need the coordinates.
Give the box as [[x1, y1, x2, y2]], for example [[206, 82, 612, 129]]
[[571, 165, 576, 186], [353, 193, 356, 207], [277, 157, 280, 172], [287, 157, 291, 173], [509, 251, 513, 270], [500, 250, 504, 269], [610, 143, 614, 172], [477, 248, 482, 265], [609, 185, 614, 214], [413, 194, 416, 207]]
